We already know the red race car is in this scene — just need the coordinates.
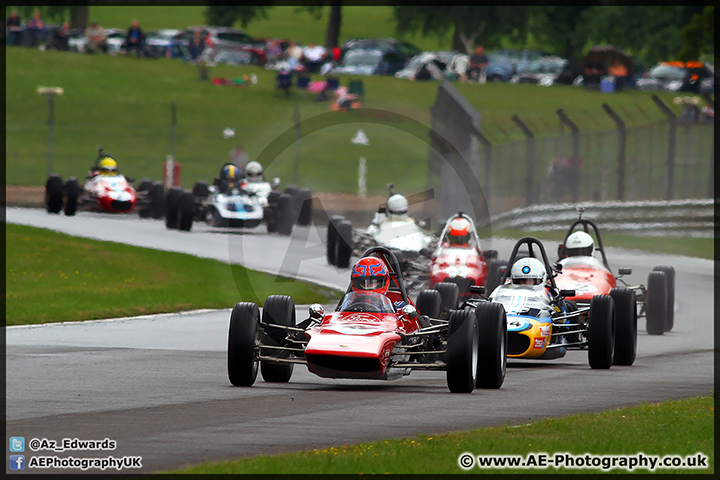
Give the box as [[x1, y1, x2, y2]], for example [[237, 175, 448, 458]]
[[554, 209, 675, 336], [428, 212, 499, 302], [44, 149, 164, 218], [227, 246, 507, 393]]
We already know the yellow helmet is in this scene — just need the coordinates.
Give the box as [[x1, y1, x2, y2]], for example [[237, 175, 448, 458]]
[[99, 157, 118, 175]]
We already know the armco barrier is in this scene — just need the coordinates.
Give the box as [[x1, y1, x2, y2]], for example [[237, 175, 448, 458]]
[[487, 199, 716, 237]]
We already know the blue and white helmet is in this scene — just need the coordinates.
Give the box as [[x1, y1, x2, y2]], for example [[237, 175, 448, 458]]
[[511, 257, 547, 285]]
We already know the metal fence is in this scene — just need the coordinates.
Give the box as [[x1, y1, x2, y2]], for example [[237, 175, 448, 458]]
[[428, 81, 715, 220]]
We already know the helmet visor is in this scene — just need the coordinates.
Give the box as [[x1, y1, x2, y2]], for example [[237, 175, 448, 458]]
[[448, 232, 470, 245], [352, 276, 386, 291]]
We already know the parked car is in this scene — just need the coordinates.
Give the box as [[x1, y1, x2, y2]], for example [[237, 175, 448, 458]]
[[511, 55, 579, 86], [68, 28, 126, 54], [332, 38, 421, 76], [636, 60, 714, 93], [485, 49, 543, 82], [179, 26, 266, 65], [395, 51, 458, 81], [145, 29, 189, 59]]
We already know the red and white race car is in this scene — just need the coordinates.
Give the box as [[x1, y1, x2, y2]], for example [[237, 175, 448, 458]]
[[44, 149, 164, 218], [554, 210, 675, 336], [227, 246, 507, 393], [428, 212, 498, 301]]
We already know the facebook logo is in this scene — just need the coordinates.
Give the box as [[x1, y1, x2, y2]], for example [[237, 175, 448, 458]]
[[9, 455, 25, 470], [9, 437, 24, 452]]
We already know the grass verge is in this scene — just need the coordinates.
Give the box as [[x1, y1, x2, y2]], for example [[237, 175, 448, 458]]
[[165, 394, 714, 474], [5, 223, 333, 326]]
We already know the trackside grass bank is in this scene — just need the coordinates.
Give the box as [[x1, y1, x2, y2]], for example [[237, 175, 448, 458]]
[[5, 223, 332, 325], [164, 394, 714, 474]]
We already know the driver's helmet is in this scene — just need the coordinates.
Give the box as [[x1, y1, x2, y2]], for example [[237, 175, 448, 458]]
[[565, 231, 594, 257], [245, 161, 263, 183], [446, 217, 471, 246], [351, 256, 390, 295], [387, 194, 409, 215], [98, 157, 118, 176], [220, 163, 242, 191], [511, 257, 547, 286]]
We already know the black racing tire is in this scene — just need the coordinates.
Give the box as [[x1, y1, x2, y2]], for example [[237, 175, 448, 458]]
[[434, 282, 460, 316], [265, 190, 281, 233], [137, 178, 153, 217], [415, 289, 441, 319], [485, 259, 507, 295], [260, 295, 296, 383], [45, 174, 64, 214], [446, 310, 479, 393], [277, 193, 294, 236], [646, 271, 668, 336], [150, 182, 165, 219], [63, 177, 79, 216], [653, 265, 675, 332], [178, 191, 195, 231], [227, 302, 260, 386], [137, 178, 153, 192], [336, 220, 353, 269], [610, 287, 637, 366], [475, 301, 507, 389], [165, 187, 182, 229], [483, 249, 498, 260], [296, 188, 313, 226], [192, 180, 209, 198], [326, 215, 344, 266], [284, 184, 299, 197], [588, 294, 615, 369]]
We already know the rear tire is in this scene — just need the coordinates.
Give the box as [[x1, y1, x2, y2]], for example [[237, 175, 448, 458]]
[[588, 295, 615, 369], [265, 191, 281, 233], [277, 193, 294, 236], [610, 287, 637, 366], [485, 259, 507, 295], [63, 177, 79, 216], [178, 191, 195, 231], [45, 174, 64, 214], [415, 289, 441, 319], [646, 271, 668, 336], [192, 180, 209, 198], [227, 302, 260, 386], [260, 295, 296, 383], [296, 188, 313, 226], [150, 182, 165, 219], [475, 301, 507, 389], [434, 282, 460, 317], [326, 215, 344, 266], [446, 310, 479, 393], [165, 187, 182, 229], [653, 265, 675, 332], [336, 220, 353, 269]]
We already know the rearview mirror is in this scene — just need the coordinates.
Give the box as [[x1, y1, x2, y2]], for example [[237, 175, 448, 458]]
[[271, 177, 281, 189], [125, 176, 135, 183], [469, 285, 485, 295], [559, 289, 576, 298], [400, 305, 417, 319], [309, 303, 324, 320], [618, 268, 632, 275]]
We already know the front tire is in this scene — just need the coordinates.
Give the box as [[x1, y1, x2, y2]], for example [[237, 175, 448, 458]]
[[277, 193, 294, 236], [64, 177, 80, 216], [446, 310, 479, 393], [475, 302, 507, 389], [296, 188, 313, 226], [45, 174, 64, 214], [653, 265, 675, 332], [415, 289, 441, 319], [434, 282, 460, 318], [178, 191, 195, 231], [335, 220, 353, 269], [165, 187, 182, 229], [610, 287, 637, 366], [485, 259, 507, 295], [149, 182, 165, 219], [588, 295, 615, 369], [227, 302, 260, 386], [260, 295, 296, 383]]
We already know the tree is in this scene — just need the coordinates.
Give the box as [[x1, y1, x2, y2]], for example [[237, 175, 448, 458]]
[[13, 6, 88, 29], [294, 5, 343, 49], [527, 6, 594, 60], [204, 5, 272, 28], [677, 5, 714, 61], [393, 6, 528, 54]]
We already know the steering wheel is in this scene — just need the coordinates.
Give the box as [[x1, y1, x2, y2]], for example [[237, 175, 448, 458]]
[[346, 301, 382, 313]]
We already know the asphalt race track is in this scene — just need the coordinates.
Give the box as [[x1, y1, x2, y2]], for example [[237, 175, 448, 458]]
[[5, 207, 715, 474]]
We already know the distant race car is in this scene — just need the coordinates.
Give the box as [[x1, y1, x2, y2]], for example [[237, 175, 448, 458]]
[[460, 236, 637, 368], [164, 161, 312, 234], [326, 185, 434, 292], [554, 209, 676, 336], [226, 246, 508, 393], [428, 212, 498, 300], [44, 148, 164, 218]]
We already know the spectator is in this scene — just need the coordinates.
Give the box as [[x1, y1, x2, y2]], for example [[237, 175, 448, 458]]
[[188, 28, 204, 61], [228, 145, 249, 171], [49, 22, 70, 51], [124, 19, 145, 57], [582, 52, 605, 88], [302, 42, 328, 73], [6, 10, 22, 46], [285, 41, 304, 71], [85, 22, 108, 54], [608, 59, 628, 91], [466, 45, 489, 83], [26, 10, 47, 47], [266, 40, 282, 64]]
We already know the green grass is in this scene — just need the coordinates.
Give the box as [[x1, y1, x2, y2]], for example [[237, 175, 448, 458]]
[[487, 229, 714, 260], [165, 394, 714, 474], [6, 44, 688, 196], [5, 223, 333, 326]]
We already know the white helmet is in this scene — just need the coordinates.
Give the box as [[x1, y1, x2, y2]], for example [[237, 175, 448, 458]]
[[245, 161, 263, 182], [386, 194, 409, 215], [565, 231, 594, 257], [511, 257, 547, 286]]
